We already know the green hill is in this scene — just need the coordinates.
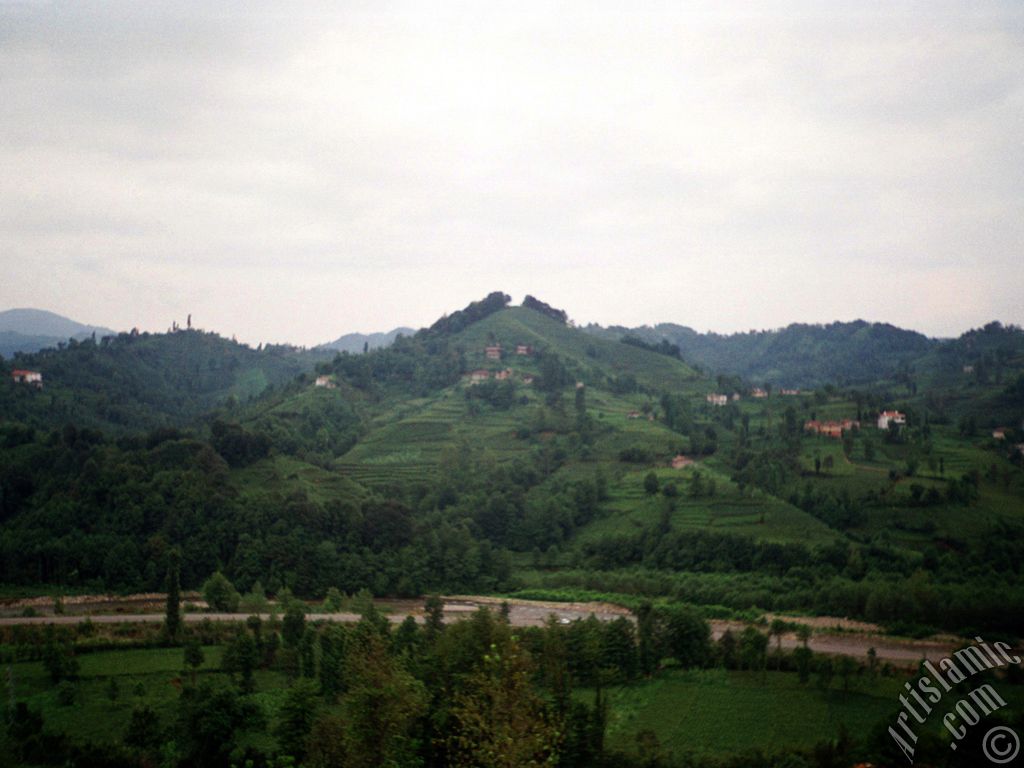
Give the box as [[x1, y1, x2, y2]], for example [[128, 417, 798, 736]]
[[1, 294, 1022, 637], [0, 329, 323, 433]]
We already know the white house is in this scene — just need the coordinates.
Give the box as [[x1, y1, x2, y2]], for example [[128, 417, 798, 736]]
[[11, 369, 42, 387], [706, 393, 728, 407], [877, 410, 906, 430]]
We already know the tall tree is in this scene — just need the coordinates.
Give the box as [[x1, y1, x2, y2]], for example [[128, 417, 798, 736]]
[[164, 548, 182, 643]]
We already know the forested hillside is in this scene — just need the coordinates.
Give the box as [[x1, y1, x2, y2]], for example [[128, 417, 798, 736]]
[[586, 320, 936, 387], [0, 330, 322, 433], [1, 295, 1023, 639]]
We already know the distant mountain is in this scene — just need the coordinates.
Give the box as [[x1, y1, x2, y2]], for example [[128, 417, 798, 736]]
[[584, 319, 935, 387], [0, 308, 117, 358], [318, 327, 415, 354]]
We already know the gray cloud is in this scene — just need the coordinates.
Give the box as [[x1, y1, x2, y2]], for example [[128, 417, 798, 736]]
[[1, 0, 1022, 344]]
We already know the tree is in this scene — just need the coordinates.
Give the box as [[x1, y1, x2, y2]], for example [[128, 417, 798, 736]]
[[202, 571, 240, 612], [448, 639, 561, 768], [283, 601, 307, 647], [768, 618, 788, 669], [643, 472, 659, 495], [661, 607, 710, 669], [339, 634, 428, 768], [424, 594, 445, 642], [222, 628, 259, 693], [165, 548, 182, 643], [277, 678, 320, 761], [323, 586, 345, 613], [739, 627, 768, 682], [184, 636, 205, 685], [124, 705, 162, 752], [176, 681, 260, 768]]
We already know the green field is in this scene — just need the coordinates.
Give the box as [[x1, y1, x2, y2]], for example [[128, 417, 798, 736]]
[[591, 668, 1024, 759]]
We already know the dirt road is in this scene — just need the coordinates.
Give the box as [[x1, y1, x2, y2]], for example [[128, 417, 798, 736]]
[[0, 593, 959, 665]]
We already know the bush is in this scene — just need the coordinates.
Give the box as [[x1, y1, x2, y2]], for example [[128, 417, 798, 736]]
[[55, 680, 76, 706], [202, 571, 240, 612]]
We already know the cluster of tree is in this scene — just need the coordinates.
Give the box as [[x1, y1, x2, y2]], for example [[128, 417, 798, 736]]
[[425, 291, 512, 336], [522, 294, 569, 324], [621, 335, 682, 360]]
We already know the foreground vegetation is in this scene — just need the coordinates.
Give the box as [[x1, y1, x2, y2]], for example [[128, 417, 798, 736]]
[[3, 600, 1020, 768]]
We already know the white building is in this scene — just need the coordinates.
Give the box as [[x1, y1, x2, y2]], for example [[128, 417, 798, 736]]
[[877, 410, 906, 430]]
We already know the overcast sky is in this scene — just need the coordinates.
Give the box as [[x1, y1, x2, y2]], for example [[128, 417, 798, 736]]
[[1, 1, 1022, 345]]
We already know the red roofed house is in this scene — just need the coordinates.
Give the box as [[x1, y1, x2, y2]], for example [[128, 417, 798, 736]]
[[515, 344, 532, 356], [485, 345, 502, 360], [752, 388, 768, 398], [469, 369, 490, 383], [11, 370, 42, 388], [877, 411, 906, 430], [495, 369, 513, 381]]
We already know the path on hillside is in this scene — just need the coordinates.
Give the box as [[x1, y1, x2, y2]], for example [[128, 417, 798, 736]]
[[0, 594, 959, 665]]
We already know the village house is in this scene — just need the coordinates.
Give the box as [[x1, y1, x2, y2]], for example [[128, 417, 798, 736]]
[[494, 369, 513, 381], [627, 410, 641, 419], [752, 388, 768, 398], [706, 393, 728, 407], [731, 392, 741, 401], [877, 410, 906, 430], [804, 419, 858, 438], [671, 454, 694, 469], [485, 344, 502, 360], [11, 369, 42, 387], [314, 375, 336, 389], [468, 369, 490, 382], [963, 365, 975, 374], [521, 374, 534, 385], [515, 344, 532, 356], [993, 428, 1007, 440], [780, 388, 800, 396]]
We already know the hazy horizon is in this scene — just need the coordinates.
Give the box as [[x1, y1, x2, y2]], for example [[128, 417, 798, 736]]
[[2, 1, 1022, 346]]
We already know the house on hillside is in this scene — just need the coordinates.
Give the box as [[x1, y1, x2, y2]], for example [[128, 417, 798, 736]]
[[706, 393, 728, 407], [672, 454, 694, 469], [877, 410, 906, 430], [627, 410, 641, 419], [495, 369, 513, 381], [993, 428, 1007, 440], [752, 388, 768, 398], [805, 419, 858, 438], [515, 344, 532, 356], [963, 365, 975, 374], [485, 344, 502, 360], [468, 369, 490, 383], [11, 369, 42, 388], [780, 388, 800, 396], [314, 375, 337, 389], [731, 393, 741, 401], [521, 374, 534, 385]]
